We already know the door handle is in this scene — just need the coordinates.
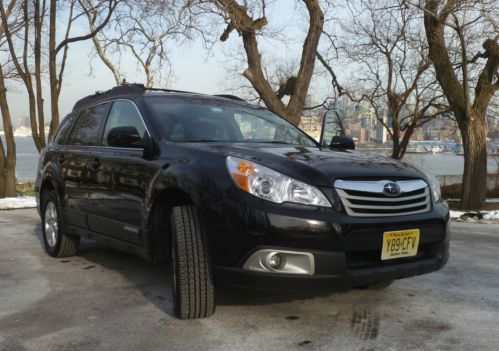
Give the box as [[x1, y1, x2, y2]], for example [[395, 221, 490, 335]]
[[87, 158, 101, 171]]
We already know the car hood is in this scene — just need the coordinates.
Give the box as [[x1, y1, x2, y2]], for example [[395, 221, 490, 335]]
[[181, 142, 427, 187]]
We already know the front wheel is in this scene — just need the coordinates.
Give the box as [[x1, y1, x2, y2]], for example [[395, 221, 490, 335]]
[[41, 190, 80, 258], [170, 205, 215, 319]]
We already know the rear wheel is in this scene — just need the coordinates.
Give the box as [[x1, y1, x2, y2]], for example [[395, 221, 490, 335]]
[[170, 205, 215, 319], [41, 190, 80, 258]]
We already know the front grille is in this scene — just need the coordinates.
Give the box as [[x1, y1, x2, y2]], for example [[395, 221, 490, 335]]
[[334, 179, 431, 217]]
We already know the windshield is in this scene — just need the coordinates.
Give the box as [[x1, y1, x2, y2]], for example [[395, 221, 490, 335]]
[[145, 97, 317, 147]]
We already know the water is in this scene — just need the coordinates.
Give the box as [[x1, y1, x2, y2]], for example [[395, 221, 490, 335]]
[[1, 136, 498, 181], [0, 136, 40, 182], [404, 153, 498, 176]]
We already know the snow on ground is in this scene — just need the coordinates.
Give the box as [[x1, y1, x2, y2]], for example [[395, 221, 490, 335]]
[[0, 197, 37, 210], [446, 198, 499, 203], [450, 210, 499, 223], [483, 211, 499, 220]]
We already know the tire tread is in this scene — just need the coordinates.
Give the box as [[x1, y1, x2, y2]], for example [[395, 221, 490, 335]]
[[172, 205, 215, 319]]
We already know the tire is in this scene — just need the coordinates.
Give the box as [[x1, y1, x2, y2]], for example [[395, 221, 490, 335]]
[[358, 280, 394, 290], [170, 205, 215, 319], [41, 190, 80, 258]]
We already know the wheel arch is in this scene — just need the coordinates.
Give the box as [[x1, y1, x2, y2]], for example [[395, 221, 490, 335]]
[[145, 185, 196, 262], [39, 162, 66, 205], [39, 176, 59, 203]]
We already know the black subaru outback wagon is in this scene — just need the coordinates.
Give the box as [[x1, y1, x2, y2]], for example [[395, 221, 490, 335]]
[[36, 84, 449, 319]]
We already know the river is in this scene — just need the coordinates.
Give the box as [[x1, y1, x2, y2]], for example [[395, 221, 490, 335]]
[[1, 136, 498, 182]]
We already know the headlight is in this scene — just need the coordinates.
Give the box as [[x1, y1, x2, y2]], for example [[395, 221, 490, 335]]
[[226, 156, 331, 207], [425, 172, 441, 202]]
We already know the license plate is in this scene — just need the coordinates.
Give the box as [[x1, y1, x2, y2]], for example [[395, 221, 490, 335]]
[[381, 229, 420, 261]]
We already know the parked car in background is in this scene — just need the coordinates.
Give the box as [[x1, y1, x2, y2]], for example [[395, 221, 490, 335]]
[[35, 84, 450, 319]]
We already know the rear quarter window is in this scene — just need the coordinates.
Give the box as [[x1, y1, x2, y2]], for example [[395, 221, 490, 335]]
[[53, 115, 77, 145], [67, 103, 110, 146]]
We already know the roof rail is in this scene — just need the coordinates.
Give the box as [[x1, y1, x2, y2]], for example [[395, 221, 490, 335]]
[[213, 94, 245, 102], [72, 84, 245, 113], [72, 84, 147, 112], [144, 86, 201, 95]]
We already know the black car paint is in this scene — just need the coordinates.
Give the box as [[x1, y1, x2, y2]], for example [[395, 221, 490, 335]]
[[35, 92, 449, 290]]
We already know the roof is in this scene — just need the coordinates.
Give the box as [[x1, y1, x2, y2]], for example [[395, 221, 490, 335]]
[[71, 83, 246, 113]]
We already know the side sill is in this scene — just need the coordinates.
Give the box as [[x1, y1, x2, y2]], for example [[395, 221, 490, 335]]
[[66, 224, 149, 260]]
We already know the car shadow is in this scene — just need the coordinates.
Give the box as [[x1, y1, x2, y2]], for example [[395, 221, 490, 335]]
[[32, 225, 338, 317]]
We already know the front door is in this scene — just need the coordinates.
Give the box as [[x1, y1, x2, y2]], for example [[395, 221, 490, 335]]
[[85, 100, 158, 245]]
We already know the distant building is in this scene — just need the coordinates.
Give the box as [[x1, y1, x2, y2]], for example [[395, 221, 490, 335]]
[[375, 110, 389, 143], [299, 114, 322, 141], [17, 116, 30, 129]]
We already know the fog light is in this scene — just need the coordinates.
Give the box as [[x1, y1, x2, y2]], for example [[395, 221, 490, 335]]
[[243, 249, 315, 275], [267, 253, 284, 270]]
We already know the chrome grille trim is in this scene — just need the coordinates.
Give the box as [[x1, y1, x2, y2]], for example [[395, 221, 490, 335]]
[[334, 179, 431, 217]]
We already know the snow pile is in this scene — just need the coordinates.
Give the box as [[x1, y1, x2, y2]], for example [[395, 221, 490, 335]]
[[446, 198, 499, 203], [483, 211, 499, 220], [449, 210, 465, 220], [0, 197, 37, 210], [450, 210, 499, 223]]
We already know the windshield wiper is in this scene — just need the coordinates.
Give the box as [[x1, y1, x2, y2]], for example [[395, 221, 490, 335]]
[[182, 140, 231, 142], [254, 141, 296, 145]]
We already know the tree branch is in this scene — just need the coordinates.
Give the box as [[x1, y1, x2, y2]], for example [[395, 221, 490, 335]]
[[54, 0, 117, 54]]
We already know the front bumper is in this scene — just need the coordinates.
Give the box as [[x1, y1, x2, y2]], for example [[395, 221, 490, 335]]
[[205, 188, 450, 290], [214, 239, 449, 290]]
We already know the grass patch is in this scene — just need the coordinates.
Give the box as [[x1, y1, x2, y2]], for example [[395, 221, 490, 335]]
[[16, 182, 35, 196]]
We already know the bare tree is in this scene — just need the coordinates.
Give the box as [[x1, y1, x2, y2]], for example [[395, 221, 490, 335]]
[[318, 0, 449, 159], [0, 0, 20, 197], [411, 0, 499, 209], [196, 0, 325, 126], [0, 0, 117, 151], [86, 0, 205, 88]]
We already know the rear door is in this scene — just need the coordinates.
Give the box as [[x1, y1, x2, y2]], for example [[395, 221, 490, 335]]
[[47, 113, 86, 227], [85, 100, 158, 244], [63, 103, 110, 227]]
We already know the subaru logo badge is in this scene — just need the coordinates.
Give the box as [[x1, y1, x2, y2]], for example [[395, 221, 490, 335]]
[[383, 182, 401, 196]]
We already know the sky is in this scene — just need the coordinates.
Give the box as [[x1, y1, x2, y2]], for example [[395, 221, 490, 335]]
[[5, 0, 341, 125]]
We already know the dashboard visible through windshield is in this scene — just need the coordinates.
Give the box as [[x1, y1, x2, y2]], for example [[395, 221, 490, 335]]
[[145, 97, 317, 147]]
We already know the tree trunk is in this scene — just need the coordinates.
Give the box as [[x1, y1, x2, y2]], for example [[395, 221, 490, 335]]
[[0, 63, 17, 198], [391, 133, 401, 159], [0, 157, 16, 197], [460, 111, 488, 209], [34, 0, 46, 147], [392, 124, 416, 160], [217, 0, 322, 127], [48, 0, 59, 141]]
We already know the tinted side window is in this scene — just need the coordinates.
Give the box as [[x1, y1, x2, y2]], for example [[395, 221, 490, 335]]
[[53, 115, 77, 145], [102, 101, 147, 146], [68, 104, 110, 146]]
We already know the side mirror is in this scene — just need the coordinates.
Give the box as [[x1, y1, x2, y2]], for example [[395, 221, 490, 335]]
[[107, 126, 142, 148], [330, 135, 355, 150]]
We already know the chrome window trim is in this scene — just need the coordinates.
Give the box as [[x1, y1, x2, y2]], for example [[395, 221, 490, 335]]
[[104, 99, 152, 138], [63, 98, 151, 148]]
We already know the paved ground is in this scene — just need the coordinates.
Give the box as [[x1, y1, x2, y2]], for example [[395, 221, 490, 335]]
[[0, 209, 498, 351]]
